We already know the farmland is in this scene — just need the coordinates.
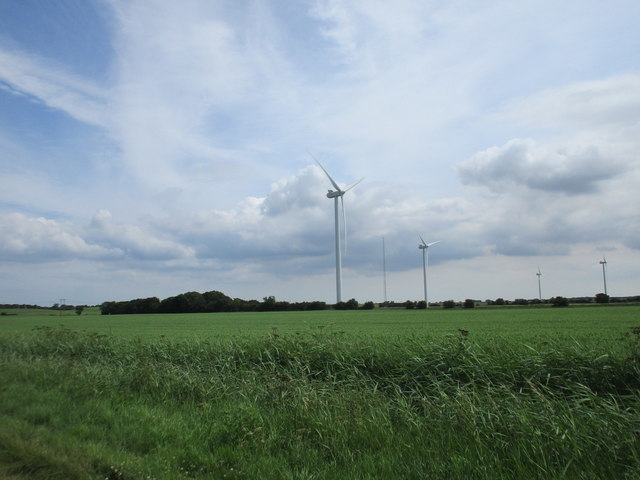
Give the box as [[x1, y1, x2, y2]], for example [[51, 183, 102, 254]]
[[1, 306, 639, 479], [2, 305, 639, 344]]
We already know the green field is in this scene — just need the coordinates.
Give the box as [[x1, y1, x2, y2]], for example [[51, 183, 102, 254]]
[[1, 306, 639, 479], [2, 304, 639, 343]]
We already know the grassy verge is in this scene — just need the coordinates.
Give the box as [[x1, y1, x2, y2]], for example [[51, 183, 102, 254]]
[[1, 326, 640, 479]]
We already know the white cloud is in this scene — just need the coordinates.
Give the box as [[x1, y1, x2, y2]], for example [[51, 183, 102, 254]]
[[457, 139, 627, 195], [0, 46, 107, 126], [88, 210, 195, 261], [498, 74, 640, 132], [452, 72, 640, 258], [0, 213, 116, 261], [261, 165, 327, 216]]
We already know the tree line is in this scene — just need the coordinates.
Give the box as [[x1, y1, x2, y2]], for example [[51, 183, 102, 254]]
[[95, 291, 640, 315], [100, 291, 333, 315]]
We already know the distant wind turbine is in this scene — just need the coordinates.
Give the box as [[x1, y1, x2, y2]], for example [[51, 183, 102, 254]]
[[312, 154, 363, 303], [599, 256, 608, 295], [536, 267, 542, 300], [418, 235, 439, 308], [382, 237, 388, 304]]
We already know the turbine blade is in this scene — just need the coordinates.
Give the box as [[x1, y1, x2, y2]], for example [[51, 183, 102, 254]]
[[426, 240, 440, 248], [341, 195, 347, 254], [418, 234, 427, 247], [344, 177, 364, 192], [309, 153, 341, 192]]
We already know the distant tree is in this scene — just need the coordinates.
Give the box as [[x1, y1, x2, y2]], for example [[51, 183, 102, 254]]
[[404, 300, 416, 309], [232, 298, 260, 311], [442, 300, 456, 309], [75, 305, 84, 315], [495, 298, 505, 306], [159, 292, 205, 313], [306, 301, 327, 311], [100, 301, 114, 315], [513, 298, 529, 306], [203, 290, 233, 312], [360, 301, 375, 310], [334, 299, 358, 310], [345, 298, 359, 310], [416, 300, 427, 309], [550, 296, 569, 308], [595, 293, 610, 304], [260, 296, 277, 311], [463, 299, 475, 309], [126, 297, 160, 314]]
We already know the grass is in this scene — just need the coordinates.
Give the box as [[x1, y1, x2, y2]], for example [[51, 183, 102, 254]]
[[1, 307, 639, 478], [2, 304, 639, 343]]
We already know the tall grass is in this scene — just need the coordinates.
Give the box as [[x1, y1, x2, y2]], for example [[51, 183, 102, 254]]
[[1, 326, 639, 479]]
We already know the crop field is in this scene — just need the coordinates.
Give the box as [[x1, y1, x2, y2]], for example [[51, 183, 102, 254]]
[[2, 305, 639, 343], [1, 306, 639, 479]]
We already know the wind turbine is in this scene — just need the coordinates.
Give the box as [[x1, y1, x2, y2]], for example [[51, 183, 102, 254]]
[[312, 155, 363, 303], [382, 237, 388, 305], [599, 256, 608, 295], [536, 267, 542, 300], [418, 235, 439, 308]]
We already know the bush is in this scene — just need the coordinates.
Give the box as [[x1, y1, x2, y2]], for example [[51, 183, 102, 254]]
[[463, 299, 475, 309], [335, 299, 359, 310], [416, 301, 427, 309], [595, 293, 610, 304], [442, 300, 456, 309], [495, 298, 505, 305], [360, 301, 375, 310], [550, 296, 569, 308], [404, 300, 416, 309]]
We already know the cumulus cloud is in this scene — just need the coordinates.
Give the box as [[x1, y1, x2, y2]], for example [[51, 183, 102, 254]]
[[0, 210, 199, 264], [0, 213, 115, 261], [261, 165, 326, 216], [457, 139, 626, 195], [451, 72, 640, 257], [88, 210, 195, 261]]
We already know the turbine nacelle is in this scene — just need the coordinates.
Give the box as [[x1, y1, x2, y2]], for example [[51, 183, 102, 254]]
[[326, 189, 344, 198], [418, 235, 440, 250]]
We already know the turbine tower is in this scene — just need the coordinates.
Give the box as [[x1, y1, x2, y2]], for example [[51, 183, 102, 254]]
[[418, 235, 439, 309], [536, 267, 542, 300], [599, 256, 608, 295], [382, 237, 388, 304], [313, 155, 363, 303]]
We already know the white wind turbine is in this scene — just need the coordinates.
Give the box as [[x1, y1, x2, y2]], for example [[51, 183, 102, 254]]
[[599, 256, 608, 295], [536, 267, 542, 300], [418, 235, 440, 308], [312, 155, 363, 303]]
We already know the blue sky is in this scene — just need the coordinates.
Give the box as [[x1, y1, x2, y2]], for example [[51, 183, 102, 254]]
[[1, 0, 639, 306]]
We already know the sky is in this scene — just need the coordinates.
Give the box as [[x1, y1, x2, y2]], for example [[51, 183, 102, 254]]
[[1, 0, 639, 306]]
